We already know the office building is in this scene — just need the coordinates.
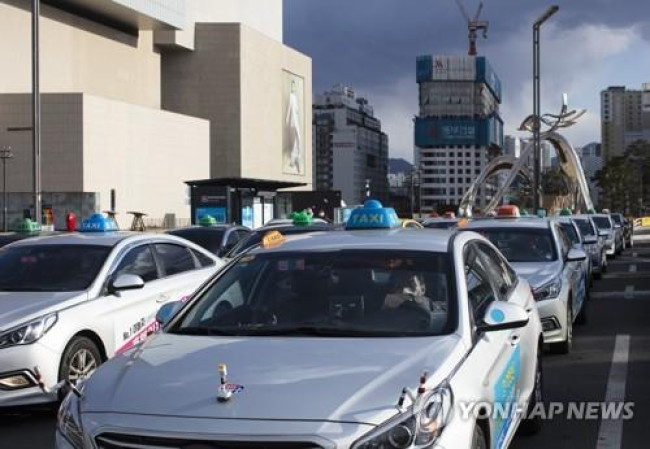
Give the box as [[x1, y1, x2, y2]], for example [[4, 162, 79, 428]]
[[0, 0, 311, 228], [414, 55, 503, 212], [601, 84, 650, 160], [312, 85, 389, 205]]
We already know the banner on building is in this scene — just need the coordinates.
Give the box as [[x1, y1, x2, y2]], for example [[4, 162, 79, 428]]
[[282, 71, 306, 175]]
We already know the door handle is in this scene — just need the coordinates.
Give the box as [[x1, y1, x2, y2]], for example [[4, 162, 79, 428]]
[[509, 334, 520, 346], [156, 294, 171, 303]]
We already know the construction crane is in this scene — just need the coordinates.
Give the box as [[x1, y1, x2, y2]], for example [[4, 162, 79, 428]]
[[454, 0, 489, 56]]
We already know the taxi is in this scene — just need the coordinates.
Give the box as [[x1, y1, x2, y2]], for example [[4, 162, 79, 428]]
[[0, 214, 223, 407], [57, 202, 543, 449], [462, 207, 588, 354]]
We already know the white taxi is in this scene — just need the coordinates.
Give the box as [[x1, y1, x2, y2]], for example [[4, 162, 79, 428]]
[[57, 202, 543, 449], [0, 214, 223, 407]]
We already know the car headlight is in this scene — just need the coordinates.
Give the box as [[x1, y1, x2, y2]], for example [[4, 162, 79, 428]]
[[533, 277, 562, 301], [57, 382, 86, 449], [0, 313, 58, 349], [353, 386, 453, 449]]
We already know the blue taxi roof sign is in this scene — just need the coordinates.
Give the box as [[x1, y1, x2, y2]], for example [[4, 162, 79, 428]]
[[345, 200, 400, 230], [80, 213, 118, 232]]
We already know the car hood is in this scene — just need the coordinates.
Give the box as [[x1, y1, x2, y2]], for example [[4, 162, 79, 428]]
[[82, 333, 465, 425], [0, 291, 86, 331], [511, 261, 562, 289]]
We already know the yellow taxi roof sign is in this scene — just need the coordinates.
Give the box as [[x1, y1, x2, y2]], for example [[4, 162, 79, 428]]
[[261, 230, 286, 249]]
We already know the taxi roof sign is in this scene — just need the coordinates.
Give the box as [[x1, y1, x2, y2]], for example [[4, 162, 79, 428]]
[[345, 200, 400, 230], [15, 218, 42, 233], [80, 213, 118, 232], [199, 215, 217, 227], [290, 210, 313, 226], [496, 205, 520, 218], [261, 230, 286, 249], [559, 208, 572, 216]]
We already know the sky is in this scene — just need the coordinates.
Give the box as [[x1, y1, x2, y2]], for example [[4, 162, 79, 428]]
[[284, 0, 650, 162]]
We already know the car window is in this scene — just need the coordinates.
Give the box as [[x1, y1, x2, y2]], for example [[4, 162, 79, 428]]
[[155, 243, 198, 276], [574, 219, 595, 237], [592, 216, 612, 229], [172, 250, 454, 337], [464, 245, 497, 322], [168, 229, 225, 254], [113, 245, 158, 282], [226, 231, 240, 246], [559, 222, 580, 246], [0, 245, 111, 292], [192, 249, 216, 268], [555, 225, 571, 259], [476, 243, 516, 300]]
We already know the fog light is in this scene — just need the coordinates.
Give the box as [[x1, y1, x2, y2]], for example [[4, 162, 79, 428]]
[[542, 318, 560, 332], [0, 373, 34, 390]]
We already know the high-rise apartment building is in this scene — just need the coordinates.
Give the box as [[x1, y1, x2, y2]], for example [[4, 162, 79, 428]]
[[414, 55, 503, 212], [601, 84, 650, 160], [312, 85, 389, 205]]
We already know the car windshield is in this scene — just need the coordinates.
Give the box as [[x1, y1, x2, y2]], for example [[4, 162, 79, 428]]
[[224, 226, 331, 258], [611, 214, 623, 225], [472, 228, 557, 263], [592, 216, 612, 229], [559, 223, 580, 245], [574, 219, 595, 237], [171, 250, 454, 337], [0, 245, 111, 292], [168, 229, 225, 254]]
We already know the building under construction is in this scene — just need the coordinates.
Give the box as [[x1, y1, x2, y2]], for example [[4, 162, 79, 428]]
[[414, 55, 503, 212]]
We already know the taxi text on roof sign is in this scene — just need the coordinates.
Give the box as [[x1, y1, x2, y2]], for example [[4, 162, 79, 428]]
[[261, 230, 286, 249], [80, 213, 118, 232], [345, 200, 401, 230]]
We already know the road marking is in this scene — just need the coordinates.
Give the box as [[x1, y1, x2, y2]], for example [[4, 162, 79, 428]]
[[629, 264, 637, 273], [624, 285, 634, 299], [596, 334, 630, 449], [591, 290, 650, 300]]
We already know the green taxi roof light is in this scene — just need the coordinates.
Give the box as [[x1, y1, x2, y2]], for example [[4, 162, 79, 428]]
[[199, 215, 217, 227], [290, 210, 313, 226]]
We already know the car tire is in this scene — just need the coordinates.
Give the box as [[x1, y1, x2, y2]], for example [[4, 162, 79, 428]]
[[59, 336, 102, 390], [519, 347, 543, 435], [551, 302, 572, 354], [472, 423, 488, 449]]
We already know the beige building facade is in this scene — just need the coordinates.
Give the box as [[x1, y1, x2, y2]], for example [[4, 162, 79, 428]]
[[0, 0, 311, 228]]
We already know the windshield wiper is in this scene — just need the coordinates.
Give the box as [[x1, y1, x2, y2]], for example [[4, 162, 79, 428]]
[[168, 327, 239, 336], [237, 326, 394, 337]]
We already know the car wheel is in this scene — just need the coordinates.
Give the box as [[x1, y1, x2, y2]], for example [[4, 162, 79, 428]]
[[551, 302, 572, 354], [59, 336, 102, 388], [472, 423, 488, 449], [520, 347, 543, 435]]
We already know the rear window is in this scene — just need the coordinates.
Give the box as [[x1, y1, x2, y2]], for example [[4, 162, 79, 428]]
[[611, 214, 623, 225], [592, 216, 612, 229], [168, 229, 225, 254], [471, 228, 557, 263], [574, 219, 595, 237]]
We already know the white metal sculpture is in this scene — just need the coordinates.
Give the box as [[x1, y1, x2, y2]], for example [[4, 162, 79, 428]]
[[459, 96, 593, 216]]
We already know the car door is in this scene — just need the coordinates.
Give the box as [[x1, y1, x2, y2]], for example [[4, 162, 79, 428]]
[[476, 243, 538, 411], [556, 225, 583, 319], [152, 242, 216, 306], [104, 243, 167, 355], [461, 242, 522, 449]]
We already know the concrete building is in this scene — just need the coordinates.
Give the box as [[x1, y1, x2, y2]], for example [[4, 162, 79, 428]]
[[601, 84, 650, 160], [414, 55, 503, 213], [0, 0, 310, 229], [312, 85, 388, 205], [578, 142, 603, 207]]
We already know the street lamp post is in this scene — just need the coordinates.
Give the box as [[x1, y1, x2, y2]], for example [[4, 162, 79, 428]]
[[1, 147, 14, 232], [532, 5, 559, 211], [32, 0, 42, 224]]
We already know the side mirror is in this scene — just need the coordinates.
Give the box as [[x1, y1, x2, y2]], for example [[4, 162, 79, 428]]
[[477, 302, 529, 333], [584, 236, 598, 245], [156, 301, 182, 326], [109, 274, 144, 295], [567, 248, 587, 262]]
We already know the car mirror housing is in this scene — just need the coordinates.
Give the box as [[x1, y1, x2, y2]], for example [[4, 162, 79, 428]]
[[109, 274, 145, 294], [477, 302, 529, 333], [567, 248, 587, 262], [156, 301, 182, 326]]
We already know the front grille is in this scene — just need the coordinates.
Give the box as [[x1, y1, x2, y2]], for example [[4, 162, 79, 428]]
[[96, 433, 324, 449]]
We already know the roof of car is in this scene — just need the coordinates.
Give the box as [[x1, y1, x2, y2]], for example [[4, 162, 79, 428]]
[[5, 232, 147, 248], [249, 228, 455, 254], [169, 225, 244, 234], [463, 217, 551, 230]]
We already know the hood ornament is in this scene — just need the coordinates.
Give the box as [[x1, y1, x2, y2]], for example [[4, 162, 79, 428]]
[[217, 363, 244, 402]]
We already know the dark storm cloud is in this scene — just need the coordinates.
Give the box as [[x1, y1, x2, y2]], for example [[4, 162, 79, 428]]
[[284, 0, 649, 91]]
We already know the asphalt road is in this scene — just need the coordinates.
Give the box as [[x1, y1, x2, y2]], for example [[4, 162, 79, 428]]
[[2, 229, 650, 449]]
